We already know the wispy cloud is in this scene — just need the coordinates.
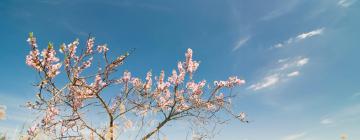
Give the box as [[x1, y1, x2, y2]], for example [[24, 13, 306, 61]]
[[233, 36, 251, 51], [320, 118, 334, 125], [287, 71, 300, 77], [296, 58, 309, 66], [249, 74, 280, 90], [352, 92, 360, 98], [282, 132, 307, 140], [61, 21, 88, 37], [296, 28, 324, 40], [260, 0, 300, 21], [320, 103, 360, 127], [249, 57, 309, 91], [273, 28, 325, 48], [338, 0, 358, 7]]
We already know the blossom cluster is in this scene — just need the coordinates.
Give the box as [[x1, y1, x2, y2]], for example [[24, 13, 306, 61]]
[[86, 37, 95, 54], [184, 48, 199, 78], [121, 71, 131, 83], [214, 76, 246, 88], [69, 74, 108, 108], [26, 33, 62, 78], [97, 44, 109, 53], [42, 106, 59, 125], [41, 45, 62, 78]]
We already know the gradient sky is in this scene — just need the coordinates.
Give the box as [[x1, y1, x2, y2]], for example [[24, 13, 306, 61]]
[[0, 0, 360, 140]]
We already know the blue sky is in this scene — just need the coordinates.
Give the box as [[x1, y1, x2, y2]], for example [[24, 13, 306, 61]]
[[0, 0, 360, 139]]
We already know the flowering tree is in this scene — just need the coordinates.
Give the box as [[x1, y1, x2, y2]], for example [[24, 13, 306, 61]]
[[24, 33, 247, 140]]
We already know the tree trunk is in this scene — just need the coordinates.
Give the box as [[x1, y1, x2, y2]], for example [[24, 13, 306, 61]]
[[110, 118, 114, 140]]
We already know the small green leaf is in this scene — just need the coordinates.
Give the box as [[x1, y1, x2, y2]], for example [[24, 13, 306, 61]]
[[29, 32, 34, 38], [48, 42, 53, 49]]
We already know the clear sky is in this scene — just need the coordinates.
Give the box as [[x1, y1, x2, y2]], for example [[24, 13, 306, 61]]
[[0, 0, 360, 139]]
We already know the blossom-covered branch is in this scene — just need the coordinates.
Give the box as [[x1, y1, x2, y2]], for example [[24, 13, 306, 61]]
[[24, 33, 247, 140]]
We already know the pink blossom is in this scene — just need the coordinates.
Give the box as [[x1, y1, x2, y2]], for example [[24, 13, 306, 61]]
[[131, 77, 143, 88], [186, 80, 206, 95], [43, 106, 59, 124], [178, 61, 184, 72], [39, 44, 62, 78], [227, 76, 245, 87], [178, 72, 185, 84], [27, 123, 38, 136], [69, 79, 97, 108], [47, 63, 62, 78], [144, 71, 152, 90], [185, 48, 193, 64], [41, 46, 60, 64], [215, 93, 224, 106], [86, 37, 95, 54], [168, 68, 185, 85], [69, 81, 95, 100], [214, 76, 245, 88], [184, 48, 199, 78], [189, 94, 202, 106], [26, 49, 42, 71], [97, 44, 109, 53], [158, 70, 165, 84], [205, 102, 215, 110], [156, 70, 170, 91], [237, 112, 248, 122], [25, 33, 42, 71], [168, 69, 178, 84], [157, 95, 173, 110], [73, 98, 84, 109], [124, 120, 133, 129], [186, 60, 199, 76], [122, 71, 131, 83], [175, 89, 185, 101], [80, 57, 93, 70], [26, 32, 38, 48], [176, 103, 189, 112], [68, 39, 79, 59], [92, 74, 106, 90]]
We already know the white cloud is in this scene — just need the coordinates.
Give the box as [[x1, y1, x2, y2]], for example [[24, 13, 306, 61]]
[[233, 36, 250, 51], [278, 58, 289, 63], [249, 74, 280, 91], [280, 57, 309, 70], [249, 57, 309, 91], [273, 38, 294, 48], [297, 58, 309, 66], [296, 28, 324, 40], [320, 118, 334, 125], [287, 71, 300, 77], [338, 0, 357, 7], [282, 132, 307, 140], [274, 43, 284, 48], [272, 28, 324, 49]]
